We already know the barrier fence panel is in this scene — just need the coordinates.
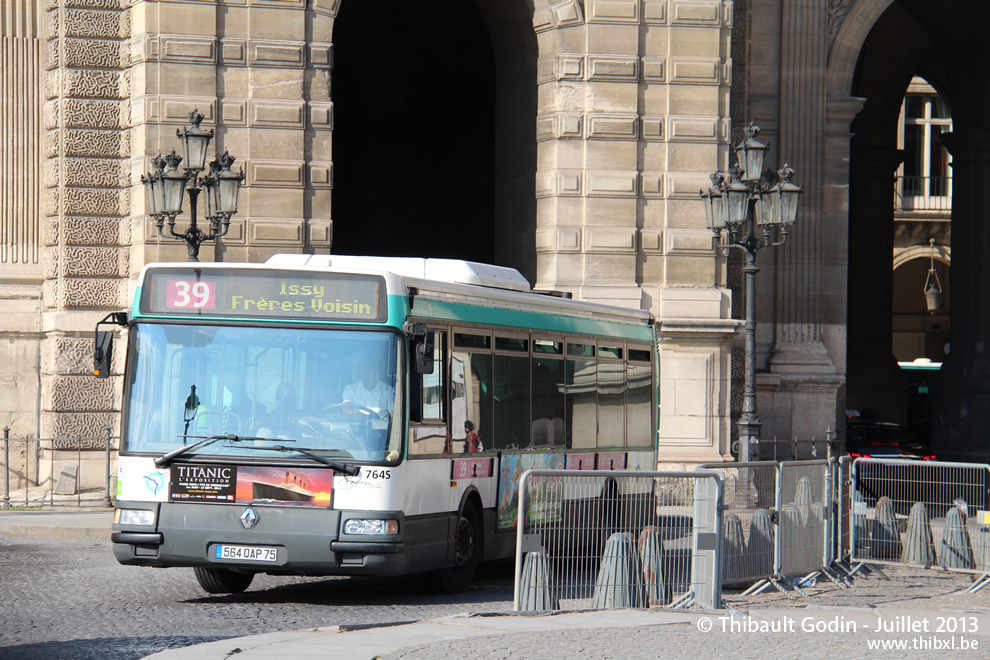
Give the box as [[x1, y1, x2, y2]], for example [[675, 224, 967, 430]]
[[777, 460, 831, 581], [698, 462, 778, 586], [513, 469, 723, 612], [850, 458, 990, 586], [1, 435, 116, 509], [835, 457, 852, 563]]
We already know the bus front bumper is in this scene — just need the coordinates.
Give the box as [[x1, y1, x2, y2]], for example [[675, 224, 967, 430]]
[[111, 501, 423, 577]]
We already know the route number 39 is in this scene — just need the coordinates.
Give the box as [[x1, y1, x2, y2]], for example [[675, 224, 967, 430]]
[[166, 279, 216, 310]]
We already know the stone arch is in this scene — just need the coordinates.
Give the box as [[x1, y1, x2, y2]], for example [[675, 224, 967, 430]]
[[826, 0, 895, 98], [893, 244, 950, 271]]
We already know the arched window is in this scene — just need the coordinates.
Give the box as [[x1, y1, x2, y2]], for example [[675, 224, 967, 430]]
[[896, 77, 952, 210]]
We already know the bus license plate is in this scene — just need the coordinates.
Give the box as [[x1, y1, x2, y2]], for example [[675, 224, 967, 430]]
[[214, 544, 278, 563]]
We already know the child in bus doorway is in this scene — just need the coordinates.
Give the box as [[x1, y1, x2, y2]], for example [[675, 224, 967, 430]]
[[464, 420, 482, 453]]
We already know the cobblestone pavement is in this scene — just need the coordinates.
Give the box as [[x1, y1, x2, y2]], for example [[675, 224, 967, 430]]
[[722, 565, 990, 614], [4, 512, 990, 660], [0, 534, 514, 660], [382, 567, 990, 660]]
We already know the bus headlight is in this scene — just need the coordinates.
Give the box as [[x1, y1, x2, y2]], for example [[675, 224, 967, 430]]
[[114, 508, 156, 527], [343, 519, 398, 535]]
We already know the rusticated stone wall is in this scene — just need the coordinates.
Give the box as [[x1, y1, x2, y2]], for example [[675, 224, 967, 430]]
[[42, 0, 130, 438]]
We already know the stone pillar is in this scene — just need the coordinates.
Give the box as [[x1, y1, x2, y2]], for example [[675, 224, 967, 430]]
[[844, 145, 906, 422], [820, 96, 864, 378], [934, 129, 990, 462], [758, 0, 843, 444], [770, 0, 833, 373], [41, 0, 130, 439], [532, 0, 736, 463], [532, 1, 643, 309]]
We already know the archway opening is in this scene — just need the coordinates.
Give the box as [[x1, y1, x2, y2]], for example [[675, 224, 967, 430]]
[[892, 256, 950, 364], [330, 0, 537, 281], [331, 1, 496, 262], [891, 77, 952, 366], [845, 0, 990, 459], [846, 1, 933, 426]]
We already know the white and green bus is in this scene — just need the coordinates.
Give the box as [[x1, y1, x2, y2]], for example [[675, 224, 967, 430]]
[[99, 255, 657, 593]]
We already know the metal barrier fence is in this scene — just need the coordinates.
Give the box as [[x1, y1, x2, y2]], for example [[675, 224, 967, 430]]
[[697, 461, 778, 586], [698, 460, 835, 596], [834, 456, 853, 563], [777, 460, 831, 580], [510, 457, 990, 609], [513, 469, 723, 611], [850, 458, 990, 592], [1, 426, 116, 509]]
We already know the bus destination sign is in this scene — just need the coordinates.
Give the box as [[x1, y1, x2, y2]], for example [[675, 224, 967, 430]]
[[141, 268, 387, 322]]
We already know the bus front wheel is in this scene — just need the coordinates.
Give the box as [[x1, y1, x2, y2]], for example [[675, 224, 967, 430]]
[[435, 505, 481, 593], [194, 566, 255, 594]]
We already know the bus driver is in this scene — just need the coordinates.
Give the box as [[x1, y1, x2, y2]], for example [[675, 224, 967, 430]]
[[342, 362, 394, 417]]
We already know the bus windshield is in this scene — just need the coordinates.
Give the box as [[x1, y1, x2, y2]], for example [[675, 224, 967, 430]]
[[123, 323, 402, 463]]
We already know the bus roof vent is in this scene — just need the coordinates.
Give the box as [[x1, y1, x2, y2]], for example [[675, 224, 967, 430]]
[[265, 254, 531, 292]]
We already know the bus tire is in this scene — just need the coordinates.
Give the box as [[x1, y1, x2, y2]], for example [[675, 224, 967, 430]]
[[193, 566, 255, 594], [435, 505, 481, 593]]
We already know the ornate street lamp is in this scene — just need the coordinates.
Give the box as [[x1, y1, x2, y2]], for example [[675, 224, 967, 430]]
[[700, 123, 803, 461], [141, 109, 244, 261], [924, 237, 942, 314]]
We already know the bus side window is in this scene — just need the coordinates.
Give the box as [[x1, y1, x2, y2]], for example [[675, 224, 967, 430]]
[[626, 346, 655, 447], [532, 355, 564, 448], [494, 352, 529, 450], [597, 359, 626, 448], [411, 330, 445, 423], [409, 330, 449, 455], [566, 344, 597, 450], [452, 350, 492, 452]]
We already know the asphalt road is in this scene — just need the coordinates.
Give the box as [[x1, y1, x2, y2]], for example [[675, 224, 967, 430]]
[[0, 535, 515, 660]]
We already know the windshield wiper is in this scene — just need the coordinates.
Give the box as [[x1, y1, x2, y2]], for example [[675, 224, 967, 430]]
[[238, 444, 360, 476], [154, 433, 291, 468]]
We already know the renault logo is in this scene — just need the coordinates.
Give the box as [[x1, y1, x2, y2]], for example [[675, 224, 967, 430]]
[[239, 508, 258, 529]]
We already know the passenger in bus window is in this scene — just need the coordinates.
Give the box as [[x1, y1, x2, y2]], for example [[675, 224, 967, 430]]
[[464, 420, 482, 453], [342, 362, 394, 417]]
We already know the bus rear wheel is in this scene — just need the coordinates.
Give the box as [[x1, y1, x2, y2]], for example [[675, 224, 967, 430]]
[[194, 566, 255, 594], [435, 505, 481, 593]]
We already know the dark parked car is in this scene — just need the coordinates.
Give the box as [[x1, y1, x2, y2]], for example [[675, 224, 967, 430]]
[[846, 420, 939, 514], [845, 421, 935, 460]]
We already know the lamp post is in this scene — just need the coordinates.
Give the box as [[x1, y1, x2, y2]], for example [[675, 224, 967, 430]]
[[700, 123, 803, 461], [142, 109, 244, 261]]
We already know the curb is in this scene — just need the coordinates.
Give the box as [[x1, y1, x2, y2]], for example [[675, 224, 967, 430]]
[[0, 510, 114, 540], [0, 523, 111, 539]]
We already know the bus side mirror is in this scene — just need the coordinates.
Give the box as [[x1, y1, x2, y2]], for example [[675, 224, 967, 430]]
[[94, 331, 113, 378], [93, 312, 128, 378], [403, 321, 435, 375]]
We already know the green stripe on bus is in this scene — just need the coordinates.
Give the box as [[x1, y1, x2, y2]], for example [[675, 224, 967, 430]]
[[400, 297, 653, 341]]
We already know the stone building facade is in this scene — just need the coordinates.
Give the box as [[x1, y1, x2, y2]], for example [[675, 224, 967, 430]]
[[2, 0, 988, 485]]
